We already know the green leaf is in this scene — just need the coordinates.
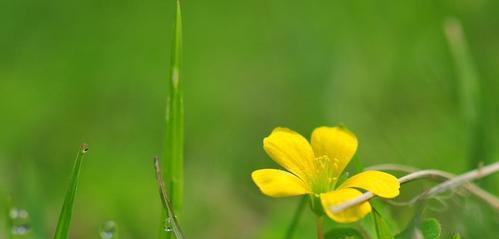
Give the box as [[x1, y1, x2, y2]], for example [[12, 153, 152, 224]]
[[373, 208, 394, 239], [451, 233, 461, 239], [325, 227, 364, 239], [395, 202, 426, 239], [418, 218, 441, 239], [53, 144, 88, 239]]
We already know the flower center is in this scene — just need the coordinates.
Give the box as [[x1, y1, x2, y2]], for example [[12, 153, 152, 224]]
[[311, 155, 339, 194]]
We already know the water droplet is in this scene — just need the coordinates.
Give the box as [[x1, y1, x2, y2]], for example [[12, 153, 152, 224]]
[[12, 225, 31, 235], [99, 220, 117, 239], [9, 208, 31, 236], [164, 217, 173, 232]]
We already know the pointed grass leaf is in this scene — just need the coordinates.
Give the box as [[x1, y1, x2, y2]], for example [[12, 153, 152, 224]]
[[163, 0, 183, 219], [162, 1, 183, 238], [53, 144, 88, 239]]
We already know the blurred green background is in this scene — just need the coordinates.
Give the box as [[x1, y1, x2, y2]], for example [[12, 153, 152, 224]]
[[1, 0, 498, 238]]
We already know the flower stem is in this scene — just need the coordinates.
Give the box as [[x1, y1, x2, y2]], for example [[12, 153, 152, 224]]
[[316, 216, 324, 239], [284, 197, 307, 239]]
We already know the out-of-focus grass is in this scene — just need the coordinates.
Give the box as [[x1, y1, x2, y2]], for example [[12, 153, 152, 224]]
[[1, 0, 499, 238]]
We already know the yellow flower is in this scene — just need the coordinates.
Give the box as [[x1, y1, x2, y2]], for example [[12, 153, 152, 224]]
[[251, 127, 400, 223]]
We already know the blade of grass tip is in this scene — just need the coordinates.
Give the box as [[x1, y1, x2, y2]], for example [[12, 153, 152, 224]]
[[443, 18, 487, 171], [53, 144, 88, 239], [154, 157, 185, 239], [163, 0, 183, 217]]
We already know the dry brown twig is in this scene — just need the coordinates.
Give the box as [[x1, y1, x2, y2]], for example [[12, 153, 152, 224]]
[[329, 162, 499, 214]]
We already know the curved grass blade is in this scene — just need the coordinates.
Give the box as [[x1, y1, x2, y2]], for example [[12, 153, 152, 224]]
[[154, 157, 185, 239], [53, 144, 88, 239]]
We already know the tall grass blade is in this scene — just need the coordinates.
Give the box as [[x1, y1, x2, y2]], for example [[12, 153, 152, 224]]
[[154, 157, 185, 239], [443, 18, 485, 170], [53, 144, 89, 239], [163, 0, 183, 216]]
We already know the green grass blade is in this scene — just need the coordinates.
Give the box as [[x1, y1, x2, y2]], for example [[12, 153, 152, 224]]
[[154, 157, 185, 239], [444, 18, 480, 126], [53, 144, 88, 239], [443, 18, 486, 170], [162, 0, 183, 236]]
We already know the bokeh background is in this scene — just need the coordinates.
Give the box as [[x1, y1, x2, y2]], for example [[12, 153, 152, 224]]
[[1, 0, 499, 238]]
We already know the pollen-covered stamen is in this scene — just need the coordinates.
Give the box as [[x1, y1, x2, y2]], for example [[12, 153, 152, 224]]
[[311, 155, 339, 193], [333, 158, 339, 172]]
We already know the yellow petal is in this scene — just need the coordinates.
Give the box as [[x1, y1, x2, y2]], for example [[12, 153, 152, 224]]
[[263, 127, 315, 182], [311, 126, 358, 177], [338, 171, 400, 198], [251, 169, 310, 197], [320, 188, 371, 223]]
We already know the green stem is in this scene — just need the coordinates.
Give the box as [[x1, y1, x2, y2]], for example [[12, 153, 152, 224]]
[[316, 216, 324, 239], [284, 197, 307, 239]]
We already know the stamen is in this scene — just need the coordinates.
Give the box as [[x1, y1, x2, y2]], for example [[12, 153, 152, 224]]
[[311, 155, 338, 193]]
